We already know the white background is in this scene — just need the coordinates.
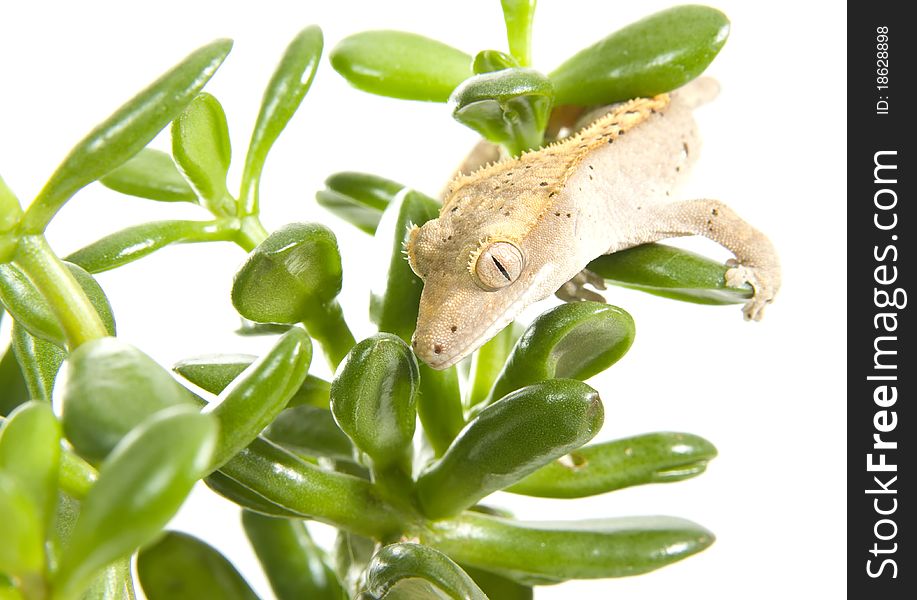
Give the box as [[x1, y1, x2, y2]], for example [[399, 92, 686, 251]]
[[1, 1, 846, 598]]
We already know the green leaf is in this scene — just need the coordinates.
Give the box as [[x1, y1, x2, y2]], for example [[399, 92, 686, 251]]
[[236, 320, 294, 337], [316, 172, 405, 235], [427, 512, 714, 582], [242, 511, 345, 600], [0, 472, 44, 576], [500, 0, 537, 66], [361, 543, 486, 600], [487, 302, 634, 405], [58, 337, 197, 463], [204, 471, 303, 519], [10, 323, 66, 403], [138, 531, 259, 600], [172, 93, 234, 215], [99, 148, 197, 203], [508, 432, 717, 498], [263, 405, 353, 462], [23, 39, 233, 233], [588, 242, 753, 304], [217, 437, 401, 538], [330, 334, 418, 472], [0, 262, 115, 346], [466, 323, 522, 410], [173, 354, 330, 408], [54, 408, 217, 600], [370, 189, 439, 342], [208, 327, 312, 470], [0, 344, 30, 416], [461, 566, 532, 600], [472, 50, 519, 75], [241, 26, 323, 214], [331, 31, 473, 102], [549, 5, 730, 105], [0, 402, 60, 536], [59, 445, 98, 501], [66, 219, 237, 274], [416, 379, 603, 520], [450, 68, 553, 156], [232, 223, 354, 368], [80, 558, 136, 600]]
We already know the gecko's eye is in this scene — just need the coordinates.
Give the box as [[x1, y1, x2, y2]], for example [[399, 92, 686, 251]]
[[472, 241, 524, 291]]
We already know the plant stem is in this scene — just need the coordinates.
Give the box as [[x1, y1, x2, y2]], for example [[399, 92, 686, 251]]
[[417, 365, 465, 456], [13, 235, 107, 348], [235, 215, 269, 252], [302, 300, 356, 370]]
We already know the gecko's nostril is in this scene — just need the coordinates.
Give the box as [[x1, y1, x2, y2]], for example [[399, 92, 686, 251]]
[[433, 344, 443, 354]]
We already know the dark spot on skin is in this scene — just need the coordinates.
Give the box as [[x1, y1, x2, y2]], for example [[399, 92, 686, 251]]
[[683, 142, 690, 155], [448, 235, 453, 240], [651, 108, 658, 114], [549, 192, 557, 197], [618, 130, 626, 135], [588, 165, 594, 170], [539, 182, 548, 186], [675, 166, 681, 172], [555, 212, 561, 216], [637, 206, 642, 210], [589, 174, 593, 180], [451, 207, 458, 212], [625, 110, 638, 116], [504, 211, 510, 216], [434, 344, 442, 354], [494, 185, 501, 191], [566, 213, 571, 218], [578, 144, 588, 149], [665, 191, 671, 196], [607, 138, 614, 144], [712, 208, 719, 216], [450, 325, 457, 333], [525, 165, 531, 169]]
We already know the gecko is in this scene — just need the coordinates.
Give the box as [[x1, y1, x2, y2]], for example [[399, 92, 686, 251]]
[[405, 78, 780, 370]]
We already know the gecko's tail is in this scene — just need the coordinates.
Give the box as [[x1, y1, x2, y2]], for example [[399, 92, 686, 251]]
[[676, 77, 720, 109]]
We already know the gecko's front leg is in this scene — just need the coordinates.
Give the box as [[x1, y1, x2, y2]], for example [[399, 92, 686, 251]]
[[645, 199, 781, 320]]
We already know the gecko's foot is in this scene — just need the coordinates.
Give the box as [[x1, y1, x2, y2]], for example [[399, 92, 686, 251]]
[[556, 269, 607, 303], [725, 259, 780, 321]]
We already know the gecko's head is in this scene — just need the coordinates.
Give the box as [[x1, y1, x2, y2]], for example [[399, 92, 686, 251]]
[[405, 216, 555, 369]]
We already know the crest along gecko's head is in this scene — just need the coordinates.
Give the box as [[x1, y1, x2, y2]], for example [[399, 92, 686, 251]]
[[405, 192, 575, 369]]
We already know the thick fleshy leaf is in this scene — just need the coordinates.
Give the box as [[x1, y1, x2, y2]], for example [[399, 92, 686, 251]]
[[501, 0, 537, 66], [588, 243, 753, 304], [23, 39, 233, 232], [416, 379, 603, 519], [241, 26, 323, 213], [330, 334, 418, 471], [487, 302, 633, 405], [217, 437, 401, 538], [172, 93, 234, 215], [59, 444, 97, 500], [508, 432, 717, 498], [426, 512, 715, 582], [67, 219, 237, 274], [361, 543, 486, 600], [331, 31, 473, 102], [0, 344, 30, 416], [138, 531, 259, 600], [370, 189, 439, 342], [0, 261, 115, 346], [208, 327, 312, 470], [315, 172, 404, 235], [10, 323, 66, 403], [243, 511, 345, 600], [264, 405, 353, 462], [57, 337, 196, 463], [462, 565, 533, 600], [450, 68, 553, 155], [174, 354, 330, 407], [549, 5, 729, 105], [0, 402, 60, 535], [80, 558, 136, 600], [0, 472, 44, 576], [204, 471, 302, 518], [232, 223, 353, 367], [54, 408, 217, 600], [99, 148, 197, 202], [472, 50, 519, 74]]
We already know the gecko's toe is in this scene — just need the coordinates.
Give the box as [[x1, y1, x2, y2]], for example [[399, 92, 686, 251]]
[[726, 263, 780, 322], [555, 269, 607, 303]]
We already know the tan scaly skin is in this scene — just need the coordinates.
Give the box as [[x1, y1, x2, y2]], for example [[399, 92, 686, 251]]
[[406, 78, 781, 369]]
